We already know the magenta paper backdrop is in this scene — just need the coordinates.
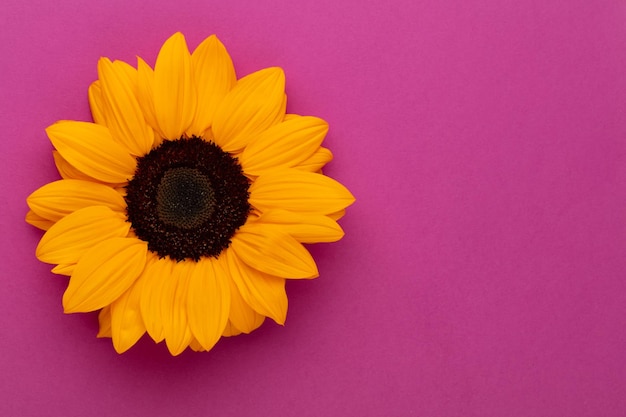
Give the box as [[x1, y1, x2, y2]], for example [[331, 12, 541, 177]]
[[1, 0, 626, 416]]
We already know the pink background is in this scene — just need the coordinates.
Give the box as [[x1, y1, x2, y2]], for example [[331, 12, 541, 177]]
[[2, 0, 626, 415]]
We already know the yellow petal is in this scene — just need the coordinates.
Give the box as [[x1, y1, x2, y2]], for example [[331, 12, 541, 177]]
[[111, 288, 145, 353], [221, 271, 262, 332], [226, 282, 259, 332], [187, 257, 230, 351], [47, 121, 136, 183], [226, 314, 264, 336], [225, 248, 288, 324], [136, 57, 163, 144], [258, 210, 344, 243], [187, 35, 236, 136], [252, 314, 266, 333], [27, 179, 126, 223], [283, 113, 300, 121], [36, 206, 130, 265], [327, 209, 346, 221], [112, 60, 139, 95], [25, 210, 54, 230], [249, 169, 355, 215], [293, 147, 333, 172], [231, 221, 318, 279], [109, 253, 155, 353], [212, 67, 286, 152], [139, 257, 172, 343], [97, 306, 112, 338], [153, 32, 196, 140], [162, 261, 194, 356], [221, 321, 243, 337], [189, 337, 207, 351], [88, 81, 106, 125], [98, 58, 154, 156], [52, 151, 104, 184], [51, 263, 75, 276], [240, 116, 328, 176], [63, 237, 147, 313]]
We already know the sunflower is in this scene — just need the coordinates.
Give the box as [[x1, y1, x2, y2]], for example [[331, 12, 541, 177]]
[[26, 33, 354, 355]]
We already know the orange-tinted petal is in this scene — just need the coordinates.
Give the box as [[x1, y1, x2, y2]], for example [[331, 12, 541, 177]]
[[162, 261, 194, 356], [221, 321, 243, 337], [189, 337, 207, 351], [109, 253, 156, 353], [228, 316, 265, 336], [187, 257, 230, 351], [139, 257, 172, 343], [88, 81, 106, 125], [327, 209, 346, 221], [212, 67, 286, 152], [47, 121, 136, 183], [222, 271, 261, 332], [36, 206, 130, 265], [249, 169, 355, 215], [98, 58, 154, 156], [63, 237, 147, 313], [225, 248, 288, 324], [52, 151, 104, 183], [153, 32, 196, 140], [27, 179, 126, 223], [25, 210, 54, 230], [293, 147, 333, 172], [240, 116, 328, 176], [258, 209, 344, 243], [231, 221, 318, 279], [112, 60, 139, 95], [51, 264, 75, 276], [187, 35, 236, 136], [97, 306, 112, 338], [283, 113, 300, 121], [136, 57, 163, 144]]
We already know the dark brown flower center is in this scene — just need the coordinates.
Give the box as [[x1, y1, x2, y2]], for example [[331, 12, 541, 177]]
[[156, 167, 216, 229], [125, 136, 250, 261]]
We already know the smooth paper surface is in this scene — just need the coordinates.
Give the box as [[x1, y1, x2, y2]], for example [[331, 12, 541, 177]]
[[1, 0, 625, 415]]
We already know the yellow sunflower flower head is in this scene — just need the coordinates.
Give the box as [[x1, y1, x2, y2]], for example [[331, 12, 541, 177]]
[[26, 32, 355, 355]]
